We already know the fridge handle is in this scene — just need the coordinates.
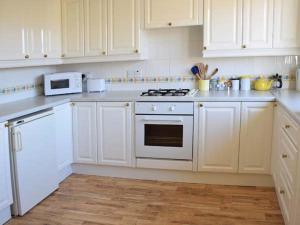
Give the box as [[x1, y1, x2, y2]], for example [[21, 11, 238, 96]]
[[13, 130, 23, 152]]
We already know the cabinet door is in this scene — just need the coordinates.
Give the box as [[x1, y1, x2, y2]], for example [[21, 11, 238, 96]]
[[239, 102, 274, 174], [43, 0, 62, 59], [243, 0, 274, 49], [97, 102, 133, 167], [107, 0, 140, 55], [72, 102, 97, 164], [84, 0, 107, 57], [203, 0, 243, 50], [273, 0, 300, 48], [0, 0, 27, 60], [145, 0, 199, 28], [62, 0, 85, 58], [0, 122, 13, 211], [54, 103, 73, 171], [197, 102, 241, 173]]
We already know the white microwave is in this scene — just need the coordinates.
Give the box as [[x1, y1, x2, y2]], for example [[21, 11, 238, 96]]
[[44, 72, 83, 96]]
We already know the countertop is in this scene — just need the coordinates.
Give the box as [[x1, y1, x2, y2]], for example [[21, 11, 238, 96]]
[[271, 90, 300, 124], [0, 90, 282, 123]]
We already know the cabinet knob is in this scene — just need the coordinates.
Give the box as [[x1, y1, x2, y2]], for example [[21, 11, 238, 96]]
[[285, 125, 291, 129], [4, 123, 9, 128], [102, 51, 106, 55], [25, 55, 29, 59], [242, 45, 247, 49], [280, 189, 285, 194], [71, 102, 75, 106], [282, 154, 288, 159], [168, 22, 172, 26], [125, 103, 130, 107], [134, 49, 139, 53], [61, 54, 66, 58], [274, 103, 278, 107], [199, 103, 204, 107], [203, 46, 207, 50], [44, 54, 48, 58]]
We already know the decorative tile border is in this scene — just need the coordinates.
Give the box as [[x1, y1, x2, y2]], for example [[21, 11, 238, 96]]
[[105, 75, 196, 84], [0, 83, 43, 95]]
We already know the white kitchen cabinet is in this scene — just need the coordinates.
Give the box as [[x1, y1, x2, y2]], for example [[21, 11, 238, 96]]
[[273, 0, 300, 49], [243, 0, 274, 49], [203, 0, 243, 51], [72, 102, 97, 164], [54, 103, 73, 180], [0, 122, 13, 221], [239, 102, 274, 174], [97, 102, 133, 167], [107, 0, 140, 55], [145, 0, 202, 28], [0, 0, 61, 61], [62, 0, 85, 58], [84, 0, 107, 57], [196, 102, 241, 173]]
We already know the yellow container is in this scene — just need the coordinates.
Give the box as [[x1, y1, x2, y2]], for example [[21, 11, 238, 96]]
[[198, 80, 210, 91]]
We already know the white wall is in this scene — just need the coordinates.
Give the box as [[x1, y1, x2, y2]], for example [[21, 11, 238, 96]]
[[0, 66, 56, 104], [58, 27, 298, 79]]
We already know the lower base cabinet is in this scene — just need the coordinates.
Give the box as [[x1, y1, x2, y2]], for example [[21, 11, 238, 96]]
[[239, 102, 274, 174], [97, 102, 133, 167], [0, 122, 13, 224], [196, 102, 241, 173], [72, 101, 133, 167]]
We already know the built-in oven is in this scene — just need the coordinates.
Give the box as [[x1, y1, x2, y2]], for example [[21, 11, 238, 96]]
[[135, 102, 194, 160]]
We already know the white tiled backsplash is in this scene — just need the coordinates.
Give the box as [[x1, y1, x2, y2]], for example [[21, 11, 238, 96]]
[[0, 26, 298, 102]]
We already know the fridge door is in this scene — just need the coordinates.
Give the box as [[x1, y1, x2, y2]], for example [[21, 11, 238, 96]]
[[11, 112, 58, 216]]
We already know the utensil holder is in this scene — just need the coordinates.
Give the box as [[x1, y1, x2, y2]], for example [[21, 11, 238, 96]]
[[198, 80, 210, 91]]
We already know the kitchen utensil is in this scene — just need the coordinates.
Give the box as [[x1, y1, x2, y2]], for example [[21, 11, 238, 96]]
[[254, 77, 273, 91], [197, 63, 206, 79], [207, 68, 219, 80], [204, 64, 208, 79], [191, 66, 201, 80]]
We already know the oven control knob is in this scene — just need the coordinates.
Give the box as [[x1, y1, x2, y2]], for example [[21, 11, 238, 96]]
[[169, 105, 176, 111], [151, 105, 157, 111]]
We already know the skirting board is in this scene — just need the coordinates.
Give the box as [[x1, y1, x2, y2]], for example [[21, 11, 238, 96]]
[[72, 164, 274, 187], [0, 207, 11, 225]]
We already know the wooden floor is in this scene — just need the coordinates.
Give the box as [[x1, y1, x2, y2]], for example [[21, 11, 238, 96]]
[[8, 174, 284, 225]]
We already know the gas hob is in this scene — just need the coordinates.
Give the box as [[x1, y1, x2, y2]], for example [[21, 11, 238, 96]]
[[140, 89, 194, 97]]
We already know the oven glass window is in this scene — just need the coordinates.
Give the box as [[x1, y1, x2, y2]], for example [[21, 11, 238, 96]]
[[144, 124, 183, 147], [51, 79, 70, 89]]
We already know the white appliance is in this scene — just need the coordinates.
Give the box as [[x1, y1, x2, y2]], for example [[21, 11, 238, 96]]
[[87, 78, 106, 93], [296, 69, 300, 91], [135, 101, 194, 160], [44, 72, 82, 96], [9, 110, 59, 216]]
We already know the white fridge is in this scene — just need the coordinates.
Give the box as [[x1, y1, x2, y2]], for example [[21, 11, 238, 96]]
[[9, 110, 59, 216]]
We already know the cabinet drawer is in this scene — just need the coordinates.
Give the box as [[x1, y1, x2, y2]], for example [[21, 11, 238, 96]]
[[277, 170, 293, 225], [281, 111, 300, 147], [279, 129, 298, 192]]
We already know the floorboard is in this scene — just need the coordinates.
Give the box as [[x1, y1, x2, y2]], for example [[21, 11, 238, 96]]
[[7, 174, 284, 225]]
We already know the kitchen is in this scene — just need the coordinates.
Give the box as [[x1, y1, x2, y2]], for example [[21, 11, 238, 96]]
[[0, 0, 300, 225]]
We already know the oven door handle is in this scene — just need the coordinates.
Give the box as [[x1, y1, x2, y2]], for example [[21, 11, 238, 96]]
[[142, 118, 183, 123]]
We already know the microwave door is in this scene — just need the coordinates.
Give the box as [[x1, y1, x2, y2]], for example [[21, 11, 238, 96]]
[[51, 79, 70, 90]]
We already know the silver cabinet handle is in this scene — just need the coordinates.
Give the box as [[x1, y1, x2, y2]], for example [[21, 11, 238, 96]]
[[142, 119, 183, 123], [13, 130, 23, 152]]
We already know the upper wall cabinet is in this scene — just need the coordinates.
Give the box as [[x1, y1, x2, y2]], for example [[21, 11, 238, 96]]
[[145, 0, 203, 28], [62, 0, 85, 58], [203, 0, 300, 57], [273, 0, 300, 49], [242, 0, 273, 49], [84, 0, 107, 57], [203, 0, 243, 50], [107, 0, 140, 55], [0, 0, 62, 62]]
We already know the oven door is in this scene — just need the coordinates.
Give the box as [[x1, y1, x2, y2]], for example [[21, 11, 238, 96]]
[[135, 115, 193, 160]]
